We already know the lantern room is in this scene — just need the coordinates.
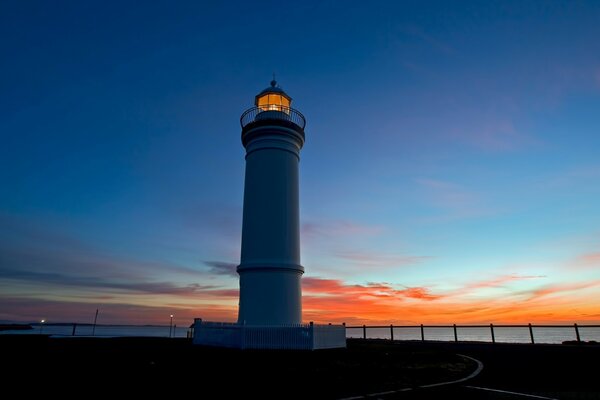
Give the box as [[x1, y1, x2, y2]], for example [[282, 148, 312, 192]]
[[255, 80, 291, 112]]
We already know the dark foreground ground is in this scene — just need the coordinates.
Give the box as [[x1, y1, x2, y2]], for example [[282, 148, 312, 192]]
[[385, 341, 600, 400], [2, 336, 599, 399]]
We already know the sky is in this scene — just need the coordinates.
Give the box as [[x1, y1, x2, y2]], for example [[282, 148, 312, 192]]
[[1, 1, 600, 327]]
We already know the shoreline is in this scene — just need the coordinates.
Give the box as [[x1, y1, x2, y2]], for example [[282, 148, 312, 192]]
[[0, 324, 32, 331]]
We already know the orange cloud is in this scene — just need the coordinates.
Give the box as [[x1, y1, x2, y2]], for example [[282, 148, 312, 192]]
[[302, 277, 447, 324], [303, 277, 440, 300], [400, 287, 441, 300], [301, 276, 600, 325], [4, 274, 599, 326]]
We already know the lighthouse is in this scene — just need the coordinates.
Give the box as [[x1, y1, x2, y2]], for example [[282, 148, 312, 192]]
[[193, 81, 345, 349], [237, 79, 305, 325]]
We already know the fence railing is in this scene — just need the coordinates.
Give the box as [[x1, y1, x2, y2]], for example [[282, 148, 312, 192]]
[[345, 323, 600, 344], [240, 106, 306, 129]]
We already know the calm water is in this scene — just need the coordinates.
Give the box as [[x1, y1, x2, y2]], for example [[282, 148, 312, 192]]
[[0, 324, 188, 338], [3, 324, 599, 344]]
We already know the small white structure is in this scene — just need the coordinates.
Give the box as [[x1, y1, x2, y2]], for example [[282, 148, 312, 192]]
[[194, 81, 345, 349], [192, 319, 346, 350]]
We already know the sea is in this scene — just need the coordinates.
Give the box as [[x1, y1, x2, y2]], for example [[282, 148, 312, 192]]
[[2, 324, 599, 344], [0, 324, 189, 338]]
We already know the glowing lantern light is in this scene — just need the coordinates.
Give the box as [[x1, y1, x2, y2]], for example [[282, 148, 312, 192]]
[[255, 79, 291, 113]]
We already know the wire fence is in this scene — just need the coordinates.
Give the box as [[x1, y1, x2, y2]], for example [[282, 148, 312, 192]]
[[345, 323, 600, 344]]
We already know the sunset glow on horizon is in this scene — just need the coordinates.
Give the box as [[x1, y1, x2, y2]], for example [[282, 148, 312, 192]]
[[1, 1, 600, 326]]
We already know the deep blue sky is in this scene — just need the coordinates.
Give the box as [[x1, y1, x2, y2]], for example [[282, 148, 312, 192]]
[[1, 1, 600, 324]]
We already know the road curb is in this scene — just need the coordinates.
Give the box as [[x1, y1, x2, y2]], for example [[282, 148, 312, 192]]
[[338, 353, 484, 399]]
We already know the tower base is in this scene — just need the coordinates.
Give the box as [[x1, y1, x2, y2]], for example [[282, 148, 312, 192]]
[[192, 319, 346, 350]]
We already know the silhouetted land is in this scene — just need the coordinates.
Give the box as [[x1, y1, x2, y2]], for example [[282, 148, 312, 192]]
[[2, 336, 472, 397], [389, 341, 600, 399], [2, 337, 599, 398], [0, 324, 32, 331]]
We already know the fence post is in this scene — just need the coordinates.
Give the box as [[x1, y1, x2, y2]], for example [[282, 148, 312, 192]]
[[241, 322, 246, 350], [528, 323, 535, 344], [390, 324, 394, 341], [363, 324, 366, 340], [490, 323, 495, 343], [420, 324, 425, 341], [453, 324, 458, 342], [574, 323, 581, 343]]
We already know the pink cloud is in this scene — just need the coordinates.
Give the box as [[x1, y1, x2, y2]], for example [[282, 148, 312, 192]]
[[303, 277, 395, 297], [301, 220, 384, 239], [202, 289, 239, 298], [415, 178, 498, 221], [301, 220, 427, 272], [0, 296, 237, 325], [333, 250, 429, 267], [461, 118, 528, 151], [416, 179, 478, 209], [460, 274, 546, 292], [540, 165, 600, 190], [439, 101, 539, 152], [527, 280, 600, 301], [572, 253, 600, 268]]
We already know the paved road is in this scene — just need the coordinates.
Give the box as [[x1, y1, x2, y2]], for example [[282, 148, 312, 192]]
[[355, 341, 600, 399]]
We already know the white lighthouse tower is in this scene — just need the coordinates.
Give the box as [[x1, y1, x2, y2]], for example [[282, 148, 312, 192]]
[[193, 81, 345, 349], [237, 79, 304, 325]]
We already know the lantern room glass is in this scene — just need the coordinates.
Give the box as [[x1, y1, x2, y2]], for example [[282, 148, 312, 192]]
[[256, 93, 290, 112]]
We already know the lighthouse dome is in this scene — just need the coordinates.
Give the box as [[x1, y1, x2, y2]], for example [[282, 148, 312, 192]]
[[255, 80, 292, 111]]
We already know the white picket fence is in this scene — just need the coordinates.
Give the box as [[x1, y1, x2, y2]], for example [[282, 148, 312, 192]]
[[192, 319, 346, 350]]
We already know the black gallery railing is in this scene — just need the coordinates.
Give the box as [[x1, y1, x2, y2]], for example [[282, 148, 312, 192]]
[[240, 106, 306, 129]]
